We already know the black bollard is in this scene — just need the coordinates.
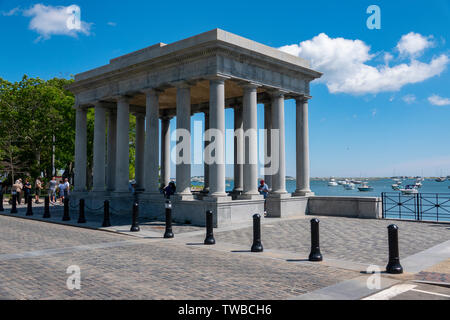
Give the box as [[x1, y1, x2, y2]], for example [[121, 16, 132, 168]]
[[102, 200, 111, 227], [62, 198, 70, 221], [386, 224, 403, 274], [43, 196, 50, 218], [78, 199, 86, 223], [0, 192, 4, 212], [164, 200, 174, 238], [26, 195, 33, 216], [308, 218, 323, 261], [11, 194, 18, 214], [251, 214, 263, 252], [130, 202, 140, 232], [204, 210, 215, 245]]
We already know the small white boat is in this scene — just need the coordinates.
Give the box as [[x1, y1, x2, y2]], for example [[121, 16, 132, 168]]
[[344, 183, 355, 190], [351, 180, 362, 185], [392, 184, 401, 191], [328, 178, 338, 186], [358, 182, 373, 192], [400, 185, 419, 195], [337, 179, 349, 185], [435, 177, 447, 182]]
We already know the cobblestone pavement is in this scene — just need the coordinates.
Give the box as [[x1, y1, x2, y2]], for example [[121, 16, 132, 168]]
[[0, 215, 357, 299], [0, 215, 130, 255], [0, 204, 203, 235], [415, 259, 450, 283], [185, 216, 450, 265]]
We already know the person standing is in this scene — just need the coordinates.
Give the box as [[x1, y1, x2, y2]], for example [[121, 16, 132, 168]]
[[49, 177, 57, 203], [64, 178, 70, 199], [58, 180, 66, 203], [34, 177, 43, 204], [163, 181, 176, 199], [258, 179, 269, 214], [23, 179, 32, 204], [14, 178, 23, 205]]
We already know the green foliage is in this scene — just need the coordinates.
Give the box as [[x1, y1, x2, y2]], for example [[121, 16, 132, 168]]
[[0, 75, 138, 188], [0, 75, 76, 183]]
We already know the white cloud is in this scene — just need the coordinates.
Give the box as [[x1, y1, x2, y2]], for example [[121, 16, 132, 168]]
[[384, 53, 394, 65], [1, 7, 20, 16], [23, 4, 92, 40], [107, 22, 117, 27], [397, 32, 434, 58], [279, 33, 449, 95], [402, 94, 416, 104], [428, 94, 450, 106], [371, 109, 377, 117]]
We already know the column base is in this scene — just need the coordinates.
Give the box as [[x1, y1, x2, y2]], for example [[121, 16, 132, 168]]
[[90, 190, 108, 197], [228, 189, 243, 200], [203, 195, 232, 202], [266, 194, 308, 218], [173, 193, 194, 201], [141, 192, 165, 201], [268, 192, 291, 199], [111, 191, 134, 199], [292, 190, 315, 197], [237, 193, 264, 200]]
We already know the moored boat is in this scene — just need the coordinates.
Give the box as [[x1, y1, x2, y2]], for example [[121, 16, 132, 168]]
[[328, 178, 338, 186], [344, 183, 355, 190], [400, 185, 419, 195], [358, 182, 373, 192]]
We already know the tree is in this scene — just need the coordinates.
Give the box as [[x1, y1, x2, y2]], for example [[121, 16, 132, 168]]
[[0, 75, 77, 185]]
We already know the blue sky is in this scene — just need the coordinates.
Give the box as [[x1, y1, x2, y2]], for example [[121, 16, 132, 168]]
[[1, 0, 449, 178]]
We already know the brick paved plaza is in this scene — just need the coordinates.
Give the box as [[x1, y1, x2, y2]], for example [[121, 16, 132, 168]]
[[0, 205, 449, 300]]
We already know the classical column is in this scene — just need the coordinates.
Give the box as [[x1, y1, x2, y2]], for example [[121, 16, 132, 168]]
[[92, 102, 107, 192], [134, 112, 145, 190], [106, 109, 117, 191], [240, 84, 261, 199], [74, 106, 87, 192], [233, 104, 244, 193], [160, 116, 171, 189], [293, 96, 314, 196], [264, 102, 272, 190], [270, 91, 288, 195], [175, 84, 192, 198], [207, 78, 227, 198], [114, 96, 130, 193], [203, 110, 210, 193], [143, 89, 160, 194]]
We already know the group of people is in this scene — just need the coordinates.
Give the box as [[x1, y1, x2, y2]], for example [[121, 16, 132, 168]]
[[6, 176, 70, 205]]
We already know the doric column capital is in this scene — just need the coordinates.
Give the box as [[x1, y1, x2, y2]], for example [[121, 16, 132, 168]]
[[268, 89, 288, 99], [91, 101, 109, 108], [112, 95, 132, 104], [75, 104, 89, 111], [206, 74, 230, 84], [295, 95, 312, 104], [141, 88, 163, 96], [240, 82, 260, 90], [134, 112, 145, 119], [173, 80, 196, 89]]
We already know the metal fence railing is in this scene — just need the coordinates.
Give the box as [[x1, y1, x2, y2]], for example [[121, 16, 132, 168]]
[[381, 192, 450, 222]]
